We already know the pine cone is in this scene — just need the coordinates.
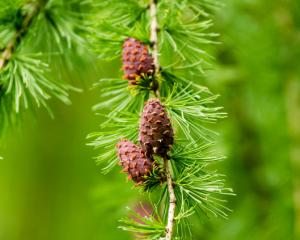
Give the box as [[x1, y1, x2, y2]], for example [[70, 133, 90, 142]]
[[116, 140, 155, 183], [122, 38, 155, 85], [139, 99, 174, 158]]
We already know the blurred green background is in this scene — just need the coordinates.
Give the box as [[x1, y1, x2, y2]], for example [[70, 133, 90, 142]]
[[0, 0, 299, 239]]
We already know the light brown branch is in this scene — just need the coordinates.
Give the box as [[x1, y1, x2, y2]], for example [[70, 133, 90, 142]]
[[150, 0, 159, 73], [150, 0, 160, 97], [164, 158, 176, 240], [149, 1, 176, 239]]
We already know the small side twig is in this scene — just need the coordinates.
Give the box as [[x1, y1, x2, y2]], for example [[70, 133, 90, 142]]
[[0, 1, 46, 70]]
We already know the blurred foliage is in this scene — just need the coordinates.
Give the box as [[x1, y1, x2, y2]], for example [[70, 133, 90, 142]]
[[0, 0, 92, 136], [199, 0, 300, 239], [0, 0, 299, 239]]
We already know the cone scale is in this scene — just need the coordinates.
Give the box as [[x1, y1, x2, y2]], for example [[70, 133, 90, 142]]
[[116, 140, 155, 183], [139, 99, 174, 158], [122, 38, 155, 85]]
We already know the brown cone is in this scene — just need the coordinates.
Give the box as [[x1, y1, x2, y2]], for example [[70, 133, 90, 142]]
[[139, 99, 174, 158], [122, 38, 155, 85], [116, 140, 154, 183]]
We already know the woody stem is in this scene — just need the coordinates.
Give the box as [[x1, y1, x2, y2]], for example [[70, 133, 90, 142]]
[[150, 1, 176, 238], [163, 157, 176, 240], [150, 0, 160, 97]]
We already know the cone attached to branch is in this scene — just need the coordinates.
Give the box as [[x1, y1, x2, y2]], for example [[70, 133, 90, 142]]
[[116, 140, 155, 184], [139, 99, 174, 158], [122, 38, 155, 85]]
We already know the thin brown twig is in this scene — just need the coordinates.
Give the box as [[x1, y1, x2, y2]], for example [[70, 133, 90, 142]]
[[150, 0, 160, 98], [0, 1, 44, 71], [150, 0, 176, 239], [164, 157, 176, 240]]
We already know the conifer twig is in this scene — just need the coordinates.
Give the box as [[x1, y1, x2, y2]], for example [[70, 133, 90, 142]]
[[150, 0, 176, 239], [0, 1, 46, 70], [90, 1, 233, 238]]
